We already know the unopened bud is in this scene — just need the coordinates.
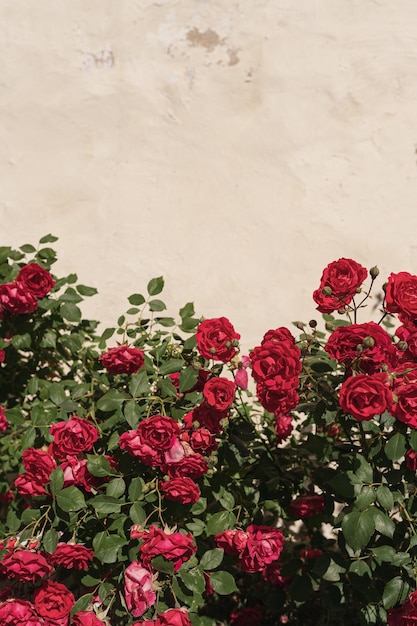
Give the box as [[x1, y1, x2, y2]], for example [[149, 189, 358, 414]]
[[337, 309, 346, 315], [309, 320, 317, 328], [325, 322, 334, 332], [398, 341, 408, 351], [370, 266, 379, 279], [294, 321, 305, 330], [322, 286, 332, 296], [362, 336, 375, 348], [225, 341, 231, 348], [231, 339, 239, 347], [210, 347, 216, 355], [356, 344, 364, 354]]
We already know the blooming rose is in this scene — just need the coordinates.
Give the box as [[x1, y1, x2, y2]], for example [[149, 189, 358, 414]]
[[123, 562, 156, 618], [157, 608, 193, 626], [61, 457, 105, 492], [34, 580, 74, 620], [240, 525, 285, 573], [214, 529, 248, 556], [16, 263, 55, 297], [262, 327, 296, 345], [50, 416, 99, 459], [288, 494, 325, 519], [385, 272, 417, 322], [0, 406, 8, 433], [118, 430, 163, 467], [183, 404, 228, 435], [166, 453, 208, 479], [0, 350, 5, 363], [137, 415, 180, 450], [203, 377, 236, 410], [138, 526, 196, 571], [159, 478, 200, 505], [14, 474, 50, 497], [387, 589, 417, 625], [187, 428, 217, 454], [396, 325, 417, 362], [22, 448, 57, 483], [51, 543, 94, 570], [196, 317, 240, 362], [325, 322, 398, 374], [229, 607, 263, 626], [339, 372, 393, 421], [0, 282, 38, 315], [313, 258, 367, 313], [256, 384, 299, 414], [0, 550, 53, 582], [250, 340, 301, 392], [99, 345, 145, 374], [0, 599, 44, 626], [72, 612, 108, 626]]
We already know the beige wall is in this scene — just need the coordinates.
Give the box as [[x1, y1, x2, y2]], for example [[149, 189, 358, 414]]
[[2, 1, 417, 350]]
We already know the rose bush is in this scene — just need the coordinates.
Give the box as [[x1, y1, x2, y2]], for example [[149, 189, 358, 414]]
[[1, 237, 417, 625]]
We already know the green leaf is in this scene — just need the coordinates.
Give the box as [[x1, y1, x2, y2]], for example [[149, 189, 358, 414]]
[[86, 455, 113, 477], [128, 293, 145, 306], [376, 485, 394, 511], [151, 555, 175, 574], [147, 276, 164, 296], [93, 532, 125, 564], [60, 302, 82, 322], [6, 510, 21, 533], [12, 333, 31, 350], [49, 468, 65, 495], [209, 571, 238, 595], [385, 433, 406, 461], [49, 383, 67, 406], [90, 495, 122, 516], [342, 510, 375, 552], [180, 302, 195, 318], [179, 568, 206, 594], [206, 511, 236, 536], [129, 370, 150, 397], [39, 233, 59, 243], [372, 546, 396, 562], [410, 430, 417, 452], [354, 486, 376, 510], [20, 244, 36, 253], [76, 284, 98, 296], [124, 402, 141, 428], [107, 478, 126, 498], [40, 330, 57, 349], [96, 389, 127, 411], [349, 560, 372, 577], [5, 408, 25, 425], [101, 327, 115, 341], [354, 455, 373, 483], [149, 299, 166, 312], [56, 487, 86, 512], [129, 503, 146, 525], [158, 359, 184, 376], [70, 594, 93, 616], [369, 507, 395, 538], [383, 576, 411, 609], [128, 477, 143, 501], [200, 548, 224, 571], [179, 367, 199, 393], [43, 528, 59, 553], [157, 378, 178, 398]]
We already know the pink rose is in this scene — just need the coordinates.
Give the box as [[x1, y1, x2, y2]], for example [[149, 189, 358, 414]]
[[124, 562, 156, 618], [118, 430, 163, 467], [50, 416, 99, 459], [0, 282, 38, 315], [0, 406, 8, 432], [99, 346, 145, 374], [239, 525, 284, 573], [16, 263, 55, 297], [157, 608, 193, 626], [215, 530, 249, 556]]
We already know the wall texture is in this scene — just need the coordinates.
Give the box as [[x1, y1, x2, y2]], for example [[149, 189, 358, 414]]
[[2, 1, 417, 350]]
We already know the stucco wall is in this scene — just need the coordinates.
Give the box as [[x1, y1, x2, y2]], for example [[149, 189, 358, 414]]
[[2, 1, 417, 350]]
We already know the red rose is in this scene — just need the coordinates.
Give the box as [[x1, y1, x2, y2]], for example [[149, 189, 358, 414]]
[[313, 258, 368, 313], [262, 561, 291, 588], [72, 612, 108, 626], [99, 346, 145, 374], [325, 322, 399, 374], [139, 526, 196, 571], [214, 529, 248, 556], [123, 562, 156, 618], [137, 415, 180, 451], [274, 413, 293, 443], [250, 340, 301, 392], [387, 590, 417, 626], [51, 543, 94, 570], [159, 478, 200, 505], [203, 377, 236, 410], [166, 453, 208, 479], [61, 457, 103, 492], [14, 474, 49, 497], [157, 608, 192, 626], [0, 599, 44, 626], [50, 416, 99, 459], [0, 550, 53, 582], [339, 372, 393, 421], [262, 327, 296, 345], [0, 350, 5, 363], [183, 404, 228, 435], [392, 380, 417, 429], [16, 263, 55, 298], [256, 384, 299, 414], [0, 282, 38, 315], [118, 430, 163, 467], [396, 325, 417, 362], [239, 525, 284, 573], [196, 317, 240, 362], [288, 494, 325, 519], [34, 580, 74, 620], [385, 272, 417, 322], [405, 449, 417, 470], [188, 428, 217, 454]]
